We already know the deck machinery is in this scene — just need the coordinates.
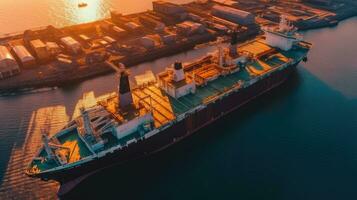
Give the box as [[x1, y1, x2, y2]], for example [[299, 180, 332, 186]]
[[26, 17, 311, 184]]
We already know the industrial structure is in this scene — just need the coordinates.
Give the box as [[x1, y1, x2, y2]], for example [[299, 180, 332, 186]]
[[30, 39, 50, 62], [26, 19, 311, 186], [212, 5, 255, 25], [11, 45, 36, 68], [60, 37, 82, 55], [0, 46, 21, 80]]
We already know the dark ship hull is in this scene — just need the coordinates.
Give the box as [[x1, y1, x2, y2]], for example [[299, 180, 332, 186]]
[[34, 61, 301, 187]]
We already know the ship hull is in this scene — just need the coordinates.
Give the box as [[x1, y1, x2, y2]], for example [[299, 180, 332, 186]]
[[34, 61, 301, 185]]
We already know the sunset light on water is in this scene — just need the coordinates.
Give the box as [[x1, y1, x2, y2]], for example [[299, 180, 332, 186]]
[[0, 0, 356, 199]]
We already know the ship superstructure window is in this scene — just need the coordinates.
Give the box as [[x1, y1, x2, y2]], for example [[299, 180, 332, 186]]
[[157, 62, 196, 98]]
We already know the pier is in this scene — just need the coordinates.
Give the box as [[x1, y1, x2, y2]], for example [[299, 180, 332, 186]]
[[0, 0, 355, 93]]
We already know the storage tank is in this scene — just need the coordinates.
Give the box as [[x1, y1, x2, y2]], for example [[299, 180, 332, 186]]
[[0, 46, 20, 79], [12, 45, 36, 68]]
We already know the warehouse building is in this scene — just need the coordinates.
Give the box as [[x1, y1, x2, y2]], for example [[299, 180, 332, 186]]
[[139, 15, 165, 32], [176, 21, 205, 36], [46, 42, 61, 56], [100, 20, 128, 38], [153, 1, 186, 15], [12, 45, 36, 68], [60, 36, 82, 55], [30, 39, 50, 62], [140, 34, 162, 49], [211, 5, 255, 25], [0, 46, 20, 79]]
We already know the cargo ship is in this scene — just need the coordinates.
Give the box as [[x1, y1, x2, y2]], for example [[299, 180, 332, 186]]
[[26, 16, 311, 186]]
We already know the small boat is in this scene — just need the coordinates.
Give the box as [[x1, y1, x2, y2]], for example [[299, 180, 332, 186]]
[[78, 2, 88, 8]]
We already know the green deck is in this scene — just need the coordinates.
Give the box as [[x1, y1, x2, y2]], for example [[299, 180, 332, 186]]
[[28, 40, 310, 174], [30, 129, 93, 172], [102, 130, 144, 149], [169, 43, 310, 115], [57, 129, 93, 159], [31, 150, 59, 172]]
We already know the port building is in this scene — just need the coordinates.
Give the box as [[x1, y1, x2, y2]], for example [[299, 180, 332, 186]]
[[0, 46, 20, 79], [60, 37, 82, 55], [153, 1, 186, 15], [12, 45, 36, 68], [176, 21, 205, 36], [211, 5, 255, 25], [30, 39, 50, 62]]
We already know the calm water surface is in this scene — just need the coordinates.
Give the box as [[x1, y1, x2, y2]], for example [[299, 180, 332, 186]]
[[0, 1, 356, 199], [0, 0, 190, 34]]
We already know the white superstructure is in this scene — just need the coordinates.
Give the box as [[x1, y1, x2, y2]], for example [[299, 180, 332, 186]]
[[263, 15, 302, 51], [157, 62, 196, 98]]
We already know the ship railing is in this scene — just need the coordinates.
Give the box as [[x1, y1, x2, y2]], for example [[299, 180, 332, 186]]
[[296, 41, 312, 49], [43, 155, 95, 173], [202, 81, 243, 105], [144, 129, 159, 139]]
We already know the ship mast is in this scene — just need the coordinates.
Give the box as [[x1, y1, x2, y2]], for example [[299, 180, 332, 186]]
[[105, 61, 134, 111], [118, 69, 133, 110], [172, 61, 185, 82], [80, 107, 94, 137], [229, 29, 238, 56], [42, 134, 56, 160]]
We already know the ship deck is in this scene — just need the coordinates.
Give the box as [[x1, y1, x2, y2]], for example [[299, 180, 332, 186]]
[[56, 129, 93, 162], [27, 39, 310, 174], [29, 129, 93, 173], [134, 40, 310, 120]]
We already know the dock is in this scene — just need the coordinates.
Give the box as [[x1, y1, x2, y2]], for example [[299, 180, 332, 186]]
[[0, 0, 355, 93]]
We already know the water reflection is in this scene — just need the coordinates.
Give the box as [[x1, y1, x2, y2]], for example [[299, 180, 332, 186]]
[[0, 0, 194, 34], [0, 92, 106, 199], [69, 0, 105, 24], [302, 17, 357, 99], [0, 106, 67, 199]]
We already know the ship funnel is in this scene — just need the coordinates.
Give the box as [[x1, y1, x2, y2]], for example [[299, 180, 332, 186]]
[[230, 30, 238, 46], [218, 46, 224, 67], [173, 61, 185, 82], [118, 68, 133, 109], [229, 30, 238, 56]]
